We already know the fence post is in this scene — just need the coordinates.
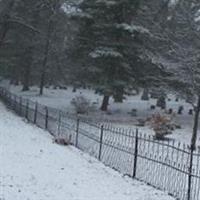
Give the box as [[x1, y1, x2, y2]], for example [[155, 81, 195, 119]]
[[98, 125, 104, 161], [133, 129, 139, 178], [10, 94, 12, 107], [19, 96, 22, 115], [34, 102, 38, 124], [75, 118, 80, 147], [58, 111, 62, 136], [45, 106, 49, 130], [25, 99, 29, 120], [187, 148, 194, 200], [7, 92, 11, 106], [14, 95, 17, 111]]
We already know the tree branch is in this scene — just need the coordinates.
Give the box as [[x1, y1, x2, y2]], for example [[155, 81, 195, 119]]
[[6, 19, 40, 33]]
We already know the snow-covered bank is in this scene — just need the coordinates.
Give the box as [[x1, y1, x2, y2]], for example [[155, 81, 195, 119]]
[[0, 102, 174, 200]]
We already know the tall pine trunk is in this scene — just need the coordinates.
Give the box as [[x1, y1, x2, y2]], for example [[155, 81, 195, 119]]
[[0, 23, 9, 47], [22, 65, 31, 91], [101, 95, 110, 111], [39, 70, 45, 95], [39, 19, 53, 95], [191, 95, 200, 150], [141, 88, 149, 101], [22, 47, 32, 91], [113, 87, 124, 103]]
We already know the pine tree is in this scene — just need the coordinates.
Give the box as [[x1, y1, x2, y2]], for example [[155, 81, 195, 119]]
[[69, 0, 153, 111]]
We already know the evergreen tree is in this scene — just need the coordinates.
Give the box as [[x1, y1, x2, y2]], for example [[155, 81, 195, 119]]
[[69, 0, 153, 111]]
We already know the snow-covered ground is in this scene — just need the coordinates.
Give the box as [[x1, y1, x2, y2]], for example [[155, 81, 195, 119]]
[[7, 85, 193, 122], [0, 81, 199, 145], [0, 102, 174, 200]]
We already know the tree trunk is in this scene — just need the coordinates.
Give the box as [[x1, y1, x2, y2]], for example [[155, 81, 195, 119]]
[[39, 71, 45, 95], [39, 19, 53, 95], [101, 95, 110, 111], [0, 23, 9, 47], [22, 47, 32, 91], [72, 86, 77, 92], [22, 65, 31, 91], [191, 95, 200, 150], [113, 87, 124, 103], [0, 0, 15, 48], [141, 88, 149, 101]]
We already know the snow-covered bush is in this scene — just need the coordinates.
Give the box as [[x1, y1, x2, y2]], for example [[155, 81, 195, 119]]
[[71, 95, 95, 114], [150, 113, 173, 140]]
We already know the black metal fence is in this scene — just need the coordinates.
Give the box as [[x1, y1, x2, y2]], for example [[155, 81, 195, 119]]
[[0, 87, 200, 200]]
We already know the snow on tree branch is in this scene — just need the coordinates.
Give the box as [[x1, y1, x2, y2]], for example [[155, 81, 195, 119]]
[[89, 47, 123, 58]]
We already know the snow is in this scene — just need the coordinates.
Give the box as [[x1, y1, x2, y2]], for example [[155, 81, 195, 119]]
[[195, 15, 200, 22], [0, 102, 174, 200], [62, 4, 81, 15], [168, 0, 179, 8], [89, 47, 123, 58], [195, 10, 200, 23], [116, 23, 150, 35], [96, 0, 117, 6], [61, 1, 92, 19], [61, 0, 83, 15]]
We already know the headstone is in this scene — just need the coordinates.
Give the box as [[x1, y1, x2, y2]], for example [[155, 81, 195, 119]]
[[178, 106, 184, 115], [189, 109, 193, 115], [150, 105, 156, 110], [168, 108, 173, 114]]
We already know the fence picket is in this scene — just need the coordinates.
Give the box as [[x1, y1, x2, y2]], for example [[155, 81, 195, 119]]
[[34, 102, 38, 124], [98, 125, 104, 161], [45, 106, 49, 130], [188, 148, 194, 200], [26, 99, 29, 119], [75, 118, 80, 147], [133, 129, 138, 178]]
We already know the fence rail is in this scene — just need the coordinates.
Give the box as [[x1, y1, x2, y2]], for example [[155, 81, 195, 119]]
[[0, 87, 200, 200]]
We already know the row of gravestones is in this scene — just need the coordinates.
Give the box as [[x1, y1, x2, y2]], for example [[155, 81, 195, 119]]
[[141, 88, 187, 103], [129, 105, 193, 117], [150, 105, 193, 115]]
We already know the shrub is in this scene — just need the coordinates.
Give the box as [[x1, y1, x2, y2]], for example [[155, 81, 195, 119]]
[[71, 95, 94, 114], [150, 113, 173, 140]]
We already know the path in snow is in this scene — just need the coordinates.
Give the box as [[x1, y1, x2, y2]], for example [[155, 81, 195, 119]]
[[0, 102, 174, 200]]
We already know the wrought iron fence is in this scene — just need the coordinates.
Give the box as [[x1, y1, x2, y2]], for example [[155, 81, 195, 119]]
[[0, 87, 199, 200]]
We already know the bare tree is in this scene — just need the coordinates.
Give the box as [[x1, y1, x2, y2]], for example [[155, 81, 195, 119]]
[[0, 0, 39, 48], [145, 0, 200, 150]]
